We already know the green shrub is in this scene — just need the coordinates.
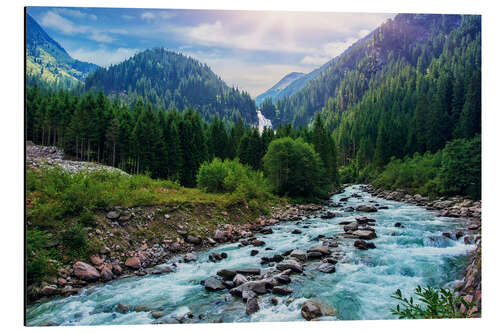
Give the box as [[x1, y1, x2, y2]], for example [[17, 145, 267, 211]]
[[59, 222, 88, 255], [196, 158, 272, 200], [263, 137, 328, 198], [391, 285, 479, 319], [26, 229, 56, 284]]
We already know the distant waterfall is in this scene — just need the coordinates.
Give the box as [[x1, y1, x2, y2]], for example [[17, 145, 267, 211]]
[[256, 110, 272, 133]]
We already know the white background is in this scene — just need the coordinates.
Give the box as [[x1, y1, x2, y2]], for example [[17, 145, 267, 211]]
[[1, 0, 498, 332]]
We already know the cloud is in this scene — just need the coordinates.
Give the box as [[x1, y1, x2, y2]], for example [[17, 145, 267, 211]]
[[89, 32, 114, 43], [121, 14, 134, 20], [68, 47, 138, 67], [141, 12, 155, 20], [40, 11, 88, 34], [54, 8, 97, 20], [300, 55, 331, 66]]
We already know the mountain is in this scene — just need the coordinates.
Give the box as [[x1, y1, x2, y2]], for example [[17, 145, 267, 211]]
[[271, 14, 463, 127], [84, 48, 257, 124], [255, 72, 304, 106], [25, 14, 99, 88]]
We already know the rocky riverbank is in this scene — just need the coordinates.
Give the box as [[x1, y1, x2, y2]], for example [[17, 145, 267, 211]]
[[359, 184, 481, 317], [27, 202, 326, 303]]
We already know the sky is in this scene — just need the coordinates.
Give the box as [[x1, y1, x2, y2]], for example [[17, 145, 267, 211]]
[[27, 7, 394, 97]]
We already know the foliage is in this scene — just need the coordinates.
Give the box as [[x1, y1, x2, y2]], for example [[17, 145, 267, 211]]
[[391, 286, 479, 319], [85, 48, 256, 124], [372, 136, 480, 200], [196, 158, 272, 200], [263, 137, 328, 198], [26, 228, 56, 284]]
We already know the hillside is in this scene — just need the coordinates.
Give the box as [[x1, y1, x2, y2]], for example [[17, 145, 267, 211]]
[[84, 48, 257, 124], [26, 14, 99, 88], [271, 14, 463, 127], [255, 72, 304, 106]]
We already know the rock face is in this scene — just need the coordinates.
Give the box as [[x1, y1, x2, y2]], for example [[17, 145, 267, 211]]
[[125, 257, 141, 270], [301, 300, 323, 321], [73, 261, 100, 282]]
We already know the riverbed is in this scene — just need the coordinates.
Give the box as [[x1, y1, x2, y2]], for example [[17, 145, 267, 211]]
[[26, 185, 474, 326]]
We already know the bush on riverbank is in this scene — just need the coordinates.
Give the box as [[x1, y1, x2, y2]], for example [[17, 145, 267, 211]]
[[263, 137, 329, 198], [196, 158, 272, 201]]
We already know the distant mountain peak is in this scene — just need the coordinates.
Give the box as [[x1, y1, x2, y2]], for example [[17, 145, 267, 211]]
[[255, 72, 305, 106]]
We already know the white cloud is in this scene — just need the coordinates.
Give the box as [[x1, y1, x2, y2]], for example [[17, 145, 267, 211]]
[[300, 55, 330, 66], [40, 11, 88, 34], [54, 8, 97, 20], [121, 14, 134, 20], [140, 12, 155, 20], [89, 32, 114, 43], [68, 47, 138, 67]]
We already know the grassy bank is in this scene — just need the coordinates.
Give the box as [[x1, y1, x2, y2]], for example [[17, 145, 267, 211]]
[[26, 165, 282, 286]]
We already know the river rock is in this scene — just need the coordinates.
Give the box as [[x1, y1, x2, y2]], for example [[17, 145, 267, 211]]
[[354, 240, 376, 250], [250, 250, 259, 256], [214, 230, 227, 242], [291, 229, 302, 234], [152, 264, 174, 275], [272, 286, 293, 295], [100, 267, 113, 281], [40, 285, 58, 296], [261, 228, 273, 234], [275, 274, 291, 284], [356, 205, 378, 212], [394, 222, 404, 228], [317, 263, 336, 273], [204, 276, 225, 291], [236, 268, 261, 275], [125, 257, 141, 270], [252, 240, 266, 246], [343, 222, 359, 232], [343, 207, 355, 212], [301, 300, 322, 321], [307, 251, 324, 260], [217, 269, 237, 280], [290, 249, 307, 261], [183, 253, 197, 263], [233, 274, 248, 287], [186, 235, 202, 245], [151, 311, 165, 319], [352, 230, 377, 240], [277, 259, 303, 273], [307, 244, 331, 255], [246, 297, 260, 315], [355, 216, 376, 224], [112, 264, 123, 275], [116, 303, 129, 314], [271, 254, 284, 262], [73, 261, 100, 282], [320, 211, 338, 219]]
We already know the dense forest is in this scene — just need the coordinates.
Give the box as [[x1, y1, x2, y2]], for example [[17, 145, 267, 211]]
[[26, 85, 338, 194], [84, 48, 257, 125]]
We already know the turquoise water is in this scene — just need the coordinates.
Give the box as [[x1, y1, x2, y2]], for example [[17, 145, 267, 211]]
[[26, 185, 473, 325]]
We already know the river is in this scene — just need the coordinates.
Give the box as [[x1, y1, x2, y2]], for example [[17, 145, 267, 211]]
[[26, 185, 473, 326]]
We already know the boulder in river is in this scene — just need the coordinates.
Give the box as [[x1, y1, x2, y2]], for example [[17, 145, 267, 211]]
[[204, 276, 225, 291], [100, 267, 114, 281], [307, 251, 324, 260], [73, 261, 100, 282], [151, 264, 174, 275], [343, 222, 359, 232], [320, 211, 338, 219], [272, 286, 293, 295], [290, 249, 307, 261], [356, 205, 378, 213], [116, 303, 129, 314], [252, 240, 266, 247], [277, 259, 303, 273], [246, 297, 260, 315], [317, 263, 336, 273], [352, 230, 377, 240], [301, 300, 323, 321], [307, 244, 331, 255], [183, 253, 197, 263], [250, 249, 259, 256], [217, 269, 237, 280], [354, 240, 376, 250], [233, 274, 248, 287], [291, 229, 302, 234], [236, 268, 261, 276]]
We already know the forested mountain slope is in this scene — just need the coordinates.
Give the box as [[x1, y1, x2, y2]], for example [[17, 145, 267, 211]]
[[84, 48, 257, 124], [269, 14, 463, 127], [255, 72, 304, 106], [26, 14, 99, 88]]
